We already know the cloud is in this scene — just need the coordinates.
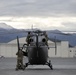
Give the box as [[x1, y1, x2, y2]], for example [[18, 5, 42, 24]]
[[62, 22, 76, 31], [0, 16, 66, 30], [0, 0, 76, 17]]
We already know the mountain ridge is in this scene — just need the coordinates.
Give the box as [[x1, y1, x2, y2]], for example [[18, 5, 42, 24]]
[[0, 23, 76, 47], [0, 23, 14, 29]]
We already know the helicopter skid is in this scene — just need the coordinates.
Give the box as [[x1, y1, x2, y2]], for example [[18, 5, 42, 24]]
[[46, 60, 53, 70], [24, 60, 53, 70]]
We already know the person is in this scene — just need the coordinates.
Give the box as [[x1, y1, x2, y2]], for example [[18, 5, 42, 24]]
[[16, 48, 24, 70], [26, 31, 31, 46]]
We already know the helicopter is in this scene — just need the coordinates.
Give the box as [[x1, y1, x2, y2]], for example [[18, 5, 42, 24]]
[[16, 30, 57, 70]]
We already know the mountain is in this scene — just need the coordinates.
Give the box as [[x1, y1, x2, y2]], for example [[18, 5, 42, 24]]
[[47, 30, 76, 47], [0, 23, 27, 43], [0, 23, 76, 47], [0, 23, 14, 30]]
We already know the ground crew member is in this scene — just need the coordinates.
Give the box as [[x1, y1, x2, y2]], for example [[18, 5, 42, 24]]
[[16, 48, 24, 70]]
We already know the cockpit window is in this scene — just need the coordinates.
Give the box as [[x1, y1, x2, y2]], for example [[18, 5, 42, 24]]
[[30, 36, 36, 42]]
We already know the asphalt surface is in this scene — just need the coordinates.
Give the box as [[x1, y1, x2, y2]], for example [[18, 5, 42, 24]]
[[0, 57, 76, 75]]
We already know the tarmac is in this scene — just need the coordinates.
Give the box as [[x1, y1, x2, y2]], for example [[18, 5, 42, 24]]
[[0, 57, 76, 75]]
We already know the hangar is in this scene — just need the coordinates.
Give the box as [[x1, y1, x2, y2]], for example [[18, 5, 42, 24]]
[[0, 37, 76, 58]]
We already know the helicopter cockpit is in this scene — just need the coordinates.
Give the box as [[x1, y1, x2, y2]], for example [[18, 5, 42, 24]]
[[28, 31, 48, 47]]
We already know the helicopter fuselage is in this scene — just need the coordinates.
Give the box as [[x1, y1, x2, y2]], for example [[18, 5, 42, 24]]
[[28, 46, 48, 65]]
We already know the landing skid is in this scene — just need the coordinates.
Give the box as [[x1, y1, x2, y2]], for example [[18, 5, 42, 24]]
[[24, 60, 53, 70], [46, 60, 53, 70]]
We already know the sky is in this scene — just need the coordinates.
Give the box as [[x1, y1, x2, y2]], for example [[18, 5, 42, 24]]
[[0, 0, 76, 31]]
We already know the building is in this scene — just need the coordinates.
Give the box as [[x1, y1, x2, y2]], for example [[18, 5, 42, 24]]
[[0, 37, 76, 58]]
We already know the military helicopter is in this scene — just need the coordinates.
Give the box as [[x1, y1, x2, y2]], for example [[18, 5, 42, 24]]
[[16, 30, 57, 70]]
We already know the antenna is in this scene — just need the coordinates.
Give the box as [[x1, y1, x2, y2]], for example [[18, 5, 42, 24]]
[[31, 24, 33, 30]]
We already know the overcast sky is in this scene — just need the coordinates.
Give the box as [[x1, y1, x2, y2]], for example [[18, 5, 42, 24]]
[[0, 0, 76, 31]]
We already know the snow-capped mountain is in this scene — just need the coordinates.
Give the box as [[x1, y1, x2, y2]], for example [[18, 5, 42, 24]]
[[0, 23, 14, 30], [0, 23, 76, 47]]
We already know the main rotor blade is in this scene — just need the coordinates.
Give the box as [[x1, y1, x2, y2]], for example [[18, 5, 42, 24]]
[[17, 36, 20, 51], [55, 36, 57, 55]]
